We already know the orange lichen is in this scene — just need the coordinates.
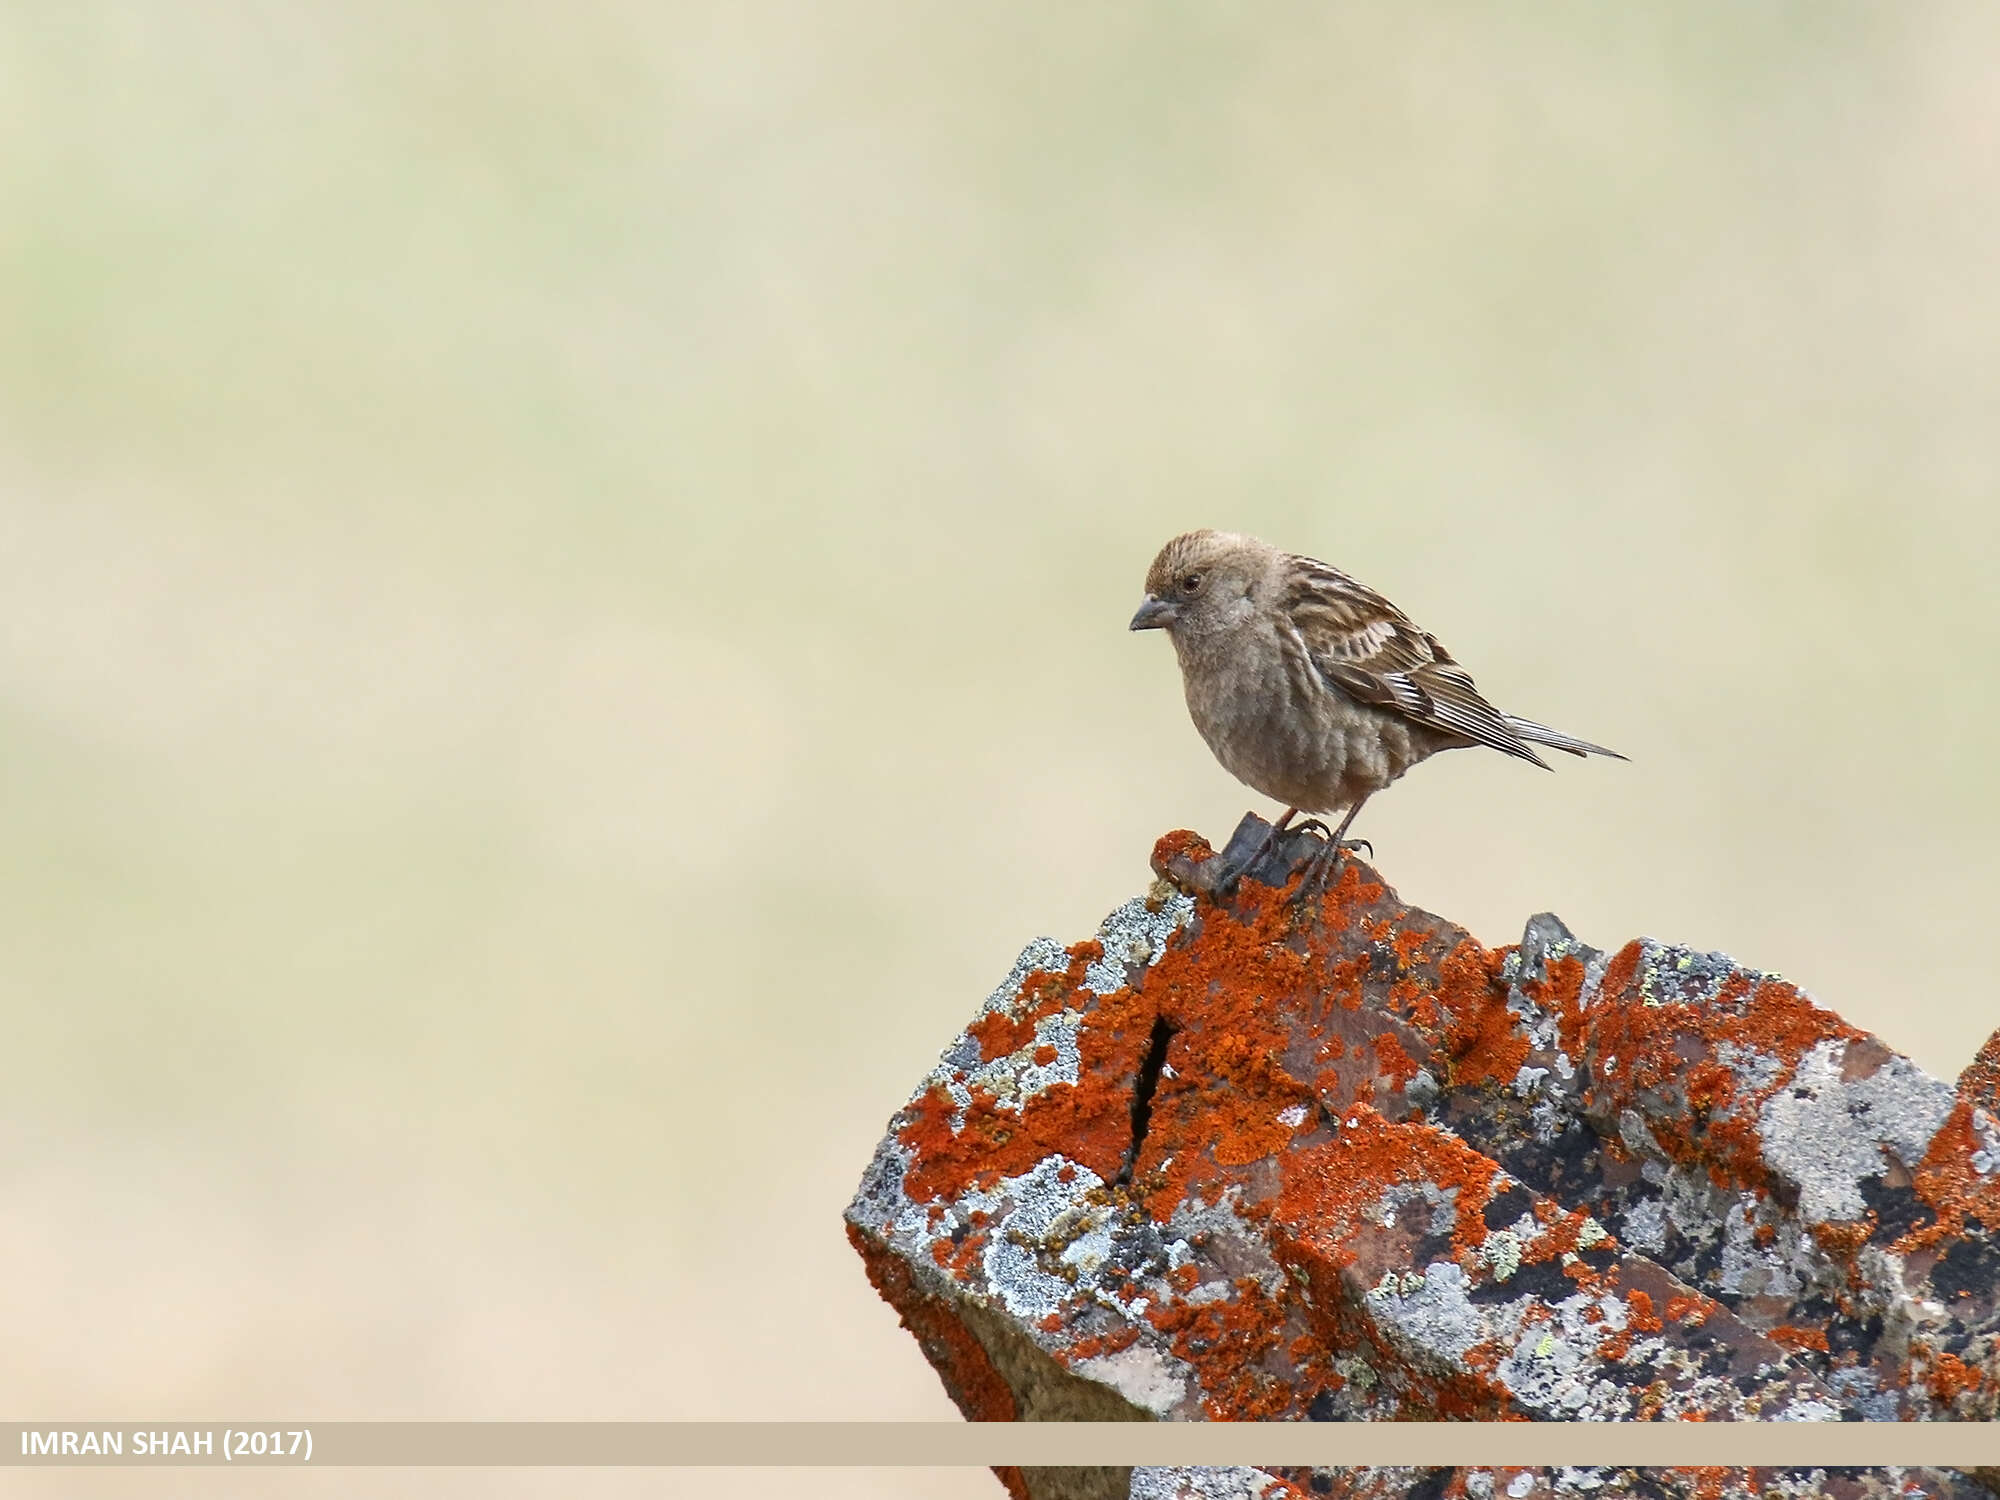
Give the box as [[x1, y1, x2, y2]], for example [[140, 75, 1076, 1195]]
[[1144, 1276, 1294, 1419], [1810, 1217, 1874, 1266], [899, 836, 1439, 1245], [1922, 1348, 1983, 1406], [1904, 1098, 2000, 1253], [1767, 1324, 1829, 1354], [1058, 1324, 1144, 1365], [1299, 858, 1388, 922], [1118, 875, 1338, 1215], [966, 1007, 1037, 1063], [1957, 1029, 2000, 1111], [1664, 1294, 1716, 1327], [964, 948, 1099, 1063], [1395, 986, 1441, 1032], [1392, 926, 1430, 966], [1624, 1289, 1663, 1333], [1324, 954, 1372, 1014], [1517, 1206, 1613, 1268], [865, 826, 1979, 1432], [1555, 944, 1866, 1201], [1373, 1032, 1420, 1090], [897, 1050, 1151, 1205], [1150, 829, 1215, 869], [1524, 952, 1589, 1025], [1433, 940, 1525, 1088], [1278, 1107, 1502, 1259], [952, 1231, 986, 1277], [847, 1220, 1020, 1423]]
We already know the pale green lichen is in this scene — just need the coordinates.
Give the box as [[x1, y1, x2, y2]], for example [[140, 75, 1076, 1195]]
[[1482, 1230, 1524, 1282]]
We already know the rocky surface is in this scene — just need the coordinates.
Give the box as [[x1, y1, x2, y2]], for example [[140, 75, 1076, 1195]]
[[1270, 1471, 1980, 1500], [1132, 1470, 1297, 1500], [847, 816, 2000, 1500], [1138, 1473, 1989, 1500]]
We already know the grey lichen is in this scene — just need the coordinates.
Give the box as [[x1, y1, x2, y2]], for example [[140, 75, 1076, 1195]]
[[1758, 1039, 1956, 1222]]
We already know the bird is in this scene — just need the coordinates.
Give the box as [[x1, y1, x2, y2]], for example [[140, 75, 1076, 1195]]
[[1129, 529, 1623, 895]]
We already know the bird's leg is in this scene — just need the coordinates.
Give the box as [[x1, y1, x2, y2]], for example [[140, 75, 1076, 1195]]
[[1325, 796, 1370, 858], [1294, 797, 1373, 905], [1220, 807, 1298, 895]]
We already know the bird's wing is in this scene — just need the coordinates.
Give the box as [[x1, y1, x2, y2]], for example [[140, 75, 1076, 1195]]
[[1279, 557, 1550, 768]]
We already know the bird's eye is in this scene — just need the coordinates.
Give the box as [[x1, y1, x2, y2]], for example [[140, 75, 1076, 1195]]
[[1180, 572, 1204, 595]]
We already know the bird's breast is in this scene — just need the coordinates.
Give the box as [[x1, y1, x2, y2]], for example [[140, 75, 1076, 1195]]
[[1177, 631, 1430, 812]]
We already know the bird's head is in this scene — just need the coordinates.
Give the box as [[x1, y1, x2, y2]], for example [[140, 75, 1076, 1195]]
[[1130, 530, 1267, 640]]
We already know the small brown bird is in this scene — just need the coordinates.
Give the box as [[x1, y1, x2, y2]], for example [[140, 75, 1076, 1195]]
[[1131, 529, 1623, 891]]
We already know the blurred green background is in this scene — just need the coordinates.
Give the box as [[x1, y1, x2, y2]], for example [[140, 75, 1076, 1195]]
[[4, 3, 1999, 1496]]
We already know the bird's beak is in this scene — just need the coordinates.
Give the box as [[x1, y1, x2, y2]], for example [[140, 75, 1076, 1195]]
[[1129, 595, 1178, 631]]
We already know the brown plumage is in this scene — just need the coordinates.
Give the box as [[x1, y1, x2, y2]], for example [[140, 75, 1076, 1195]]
[[1130, 529, 1622, 885]]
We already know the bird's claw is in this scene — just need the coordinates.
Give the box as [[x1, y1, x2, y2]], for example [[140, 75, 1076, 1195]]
[[1210, 813, 1371, 906], [1290, 819, 1367, 862], [1289, 836, 1371, 908]]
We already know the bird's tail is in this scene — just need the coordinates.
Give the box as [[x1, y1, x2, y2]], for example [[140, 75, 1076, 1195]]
[[1504, 715, 1627, 761]]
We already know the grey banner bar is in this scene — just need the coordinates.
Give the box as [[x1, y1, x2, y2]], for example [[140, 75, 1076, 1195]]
[[6, 1423, 2000, 1468]]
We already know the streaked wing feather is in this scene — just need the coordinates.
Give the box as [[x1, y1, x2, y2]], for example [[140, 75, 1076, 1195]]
[[1282, 559, 1549, 767], [1506, 715, 1627, 760]]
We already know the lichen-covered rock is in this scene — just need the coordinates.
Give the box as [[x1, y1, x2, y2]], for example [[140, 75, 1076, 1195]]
[[1287, 1470, 1981, 1500], [1133, 1470, 1305, 1500], [846, 816, 2000, 1500]]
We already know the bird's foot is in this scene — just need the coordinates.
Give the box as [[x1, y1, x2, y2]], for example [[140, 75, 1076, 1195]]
[[1210, 813, 1371, 904], [1289, 835, 1372, 908], [1289, 818, 1370, 863], [1213, 812, 1298, 898], [1214, 842, 1269, 900]]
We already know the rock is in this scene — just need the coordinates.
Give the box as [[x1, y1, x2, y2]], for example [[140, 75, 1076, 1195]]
[[1132, 1470, 1303, 1500], [1279, 1470, 1979, 1499], [847, 816, 2000, 1500]]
